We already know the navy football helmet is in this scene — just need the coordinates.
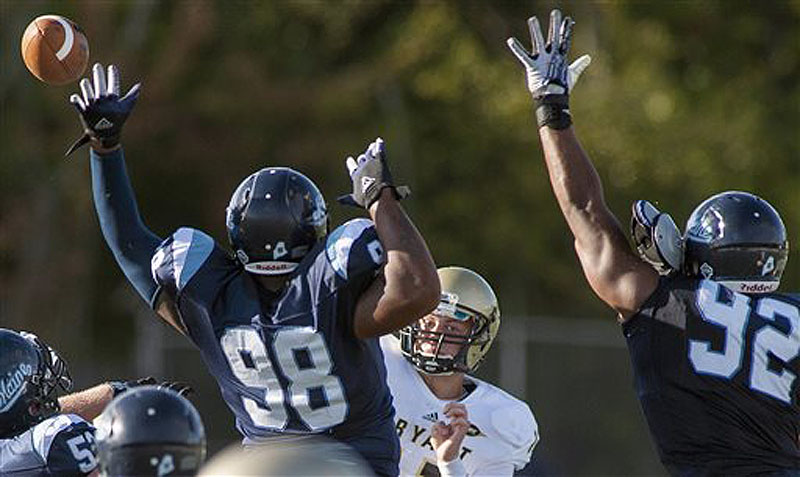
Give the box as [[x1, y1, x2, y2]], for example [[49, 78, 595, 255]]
[[226, 167, 328, 275], [0, 329, 72, 438], [684, 191, 789, 294], [94, 386, 206, 477]]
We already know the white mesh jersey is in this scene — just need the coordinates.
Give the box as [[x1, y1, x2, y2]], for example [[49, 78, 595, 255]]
[[380, 335, 539, 476]]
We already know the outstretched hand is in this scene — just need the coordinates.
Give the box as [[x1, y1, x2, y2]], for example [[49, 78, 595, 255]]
[[506, 9, 591, 129], [66, 63, 140, 156], [506, 9, 591, 98], [337, 137, 410, 210]]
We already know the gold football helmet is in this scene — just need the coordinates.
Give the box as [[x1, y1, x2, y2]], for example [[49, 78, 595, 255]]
[[399, 266, 500, 375]]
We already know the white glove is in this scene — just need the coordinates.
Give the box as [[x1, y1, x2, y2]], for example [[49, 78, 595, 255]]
[[506, 9, 592, 129]]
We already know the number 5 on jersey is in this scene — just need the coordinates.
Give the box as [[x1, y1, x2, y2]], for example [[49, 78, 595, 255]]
[[221, 326, 348, 431]]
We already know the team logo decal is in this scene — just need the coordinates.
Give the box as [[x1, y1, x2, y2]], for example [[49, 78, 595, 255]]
[[273, 241, 288, 259], [761, 256, 775, 276], [700, 262, 714, 279], [436, 292, 459, 318], [0, 363, 34, 412], [151, 453, 175, 476]]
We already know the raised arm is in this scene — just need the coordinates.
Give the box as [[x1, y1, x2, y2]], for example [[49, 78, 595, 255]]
[[341, 138, 440, 339], [68, 63, 162, 305], [507, 11, 658, 319]]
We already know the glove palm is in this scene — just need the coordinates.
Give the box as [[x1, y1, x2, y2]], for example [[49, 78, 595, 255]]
[[66, 63, 140, 156]]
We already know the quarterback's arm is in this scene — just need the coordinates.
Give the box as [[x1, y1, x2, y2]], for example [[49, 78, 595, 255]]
[[352, 188, 440, 339], [91, 146, 162, 304], [539, 127, 658, 319], [58, 383, 115, 421]]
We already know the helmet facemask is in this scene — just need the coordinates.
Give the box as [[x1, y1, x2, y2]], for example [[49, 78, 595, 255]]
[[21, 333, 73, 422], [400, 303, 491, 376]]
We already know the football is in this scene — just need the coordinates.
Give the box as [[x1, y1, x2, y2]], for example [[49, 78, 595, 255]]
[[20, 15, 89, 85]]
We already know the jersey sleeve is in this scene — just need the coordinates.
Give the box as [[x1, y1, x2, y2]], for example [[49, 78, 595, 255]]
[[151, 227, 240, 335], [630, 276, 696, 330], [34, 415, 97, 476], [325, 218, 385, 299], [489, 402, 540, 471], [151, 227, 217, 299]]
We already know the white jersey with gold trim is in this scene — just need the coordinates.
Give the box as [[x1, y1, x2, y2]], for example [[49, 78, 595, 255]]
[[380, 335, 539, 476]]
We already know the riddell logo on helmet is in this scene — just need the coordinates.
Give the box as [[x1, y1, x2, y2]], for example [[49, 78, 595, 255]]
[[720, 280, 779, 294], [245, 261, 298, 276], [738, 282, 777, 293], [251, 262, 293, 271]]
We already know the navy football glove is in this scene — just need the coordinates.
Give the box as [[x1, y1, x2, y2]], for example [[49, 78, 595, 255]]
[[66, 63, 140, 156], [507, 9, 591, 129], [109, 377, 194, 398], [338, 137, 410, 209]]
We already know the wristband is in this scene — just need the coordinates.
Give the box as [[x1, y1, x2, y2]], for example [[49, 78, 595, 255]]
[[535, 94, 572, 130], [437, 458, 467, 477]]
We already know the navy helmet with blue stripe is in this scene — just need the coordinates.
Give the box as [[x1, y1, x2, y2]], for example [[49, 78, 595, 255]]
[[226, 167, 328, 276], [684, 191, 789, 294]]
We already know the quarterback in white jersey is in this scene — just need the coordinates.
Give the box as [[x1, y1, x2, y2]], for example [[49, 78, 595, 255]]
[[381, 267, 539, 476]]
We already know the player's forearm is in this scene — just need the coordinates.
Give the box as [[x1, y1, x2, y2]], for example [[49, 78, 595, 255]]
[[539, 127, 623, 247], [90, 147, 162, 303], [58, 383, 114, 421], [368, 189, 440, 329]]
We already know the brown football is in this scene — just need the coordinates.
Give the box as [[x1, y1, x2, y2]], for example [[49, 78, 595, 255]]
[[21, 15, 89, 85]]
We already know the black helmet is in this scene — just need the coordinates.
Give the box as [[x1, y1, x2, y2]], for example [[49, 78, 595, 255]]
[[684, 191, 789, 294], [0, 329, 72, 438], [95, 386, 206, 477], [226, 167, 328, 275]]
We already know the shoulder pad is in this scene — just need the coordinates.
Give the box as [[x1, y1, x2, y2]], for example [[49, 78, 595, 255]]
[[151, 227, 216, 291], [325, 219, 384, 280], [490, 401, 539, 450], [31, 414, 89, 460]]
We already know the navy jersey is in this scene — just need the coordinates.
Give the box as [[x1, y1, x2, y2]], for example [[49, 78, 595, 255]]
[[623, 276, 800, 474], [151, 218, 399, 476], [0, 414, 97, 476]]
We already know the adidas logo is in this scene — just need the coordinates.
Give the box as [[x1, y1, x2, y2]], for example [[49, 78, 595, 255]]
[[94, 118, 113, 130], [422, 411, 438, 423], [361, 176, 376, 192]]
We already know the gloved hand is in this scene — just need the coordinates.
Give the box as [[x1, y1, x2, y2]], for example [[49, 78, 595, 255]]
[[109, 377, 194, 398], [506, 9, 591, 129], [66, 63, 141, 156], [337, 137, 410, 209]]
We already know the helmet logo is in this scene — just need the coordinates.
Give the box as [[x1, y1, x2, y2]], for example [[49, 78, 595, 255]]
[[761, 256, 775, 276], [0, 363, 34, 412], [687, 221, 713, 243], [436, 292, 459, 318], [273, 241, 288, 259], [700, 262, 714, 279], [151, 453, 175, 476]]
